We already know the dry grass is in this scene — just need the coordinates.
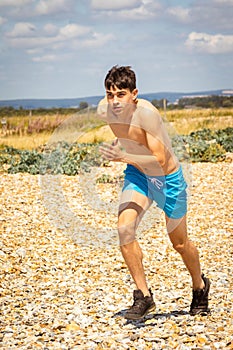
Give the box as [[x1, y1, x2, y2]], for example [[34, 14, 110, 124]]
[[0, 108, 232, 149], [0, 133, 51, 150], [77, 125, 114, 143], [165, 108, 233, 134]]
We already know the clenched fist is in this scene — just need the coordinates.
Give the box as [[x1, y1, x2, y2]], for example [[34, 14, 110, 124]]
[[99, 139, 125, 162]]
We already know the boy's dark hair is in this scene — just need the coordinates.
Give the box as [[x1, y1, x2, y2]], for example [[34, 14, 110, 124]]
[[104, 65, 136, 92]]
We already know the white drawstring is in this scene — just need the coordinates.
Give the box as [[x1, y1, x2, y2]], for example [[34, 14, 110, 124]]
[[149, 178, 164, 189]]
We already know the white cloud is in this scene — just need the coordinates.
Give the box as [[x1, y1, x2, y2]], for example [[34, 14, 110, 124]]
[[4, 20, 114, 60], [213, 0, 233, 4], [35, 0, 73, 15], [185, 32, 233, 54], [0, 17, 7, 26], [32, 54, 57, 62], [6, 23, 91, 48], [119, 1, 161, 20], [167, 6, 190, 23], [91, 0, 141, 11], [26, 48, 43, 55], [43, 23, 58, 36], [32, 54, 60, 63], [7, 36, 54, 49], [59, 24, 91, 39], [81, 32, 115, 48], [165, 2, 233, 31], [6, 22, 36, 37], [92, 0, 161, 20], [0, 0, 31, 7]]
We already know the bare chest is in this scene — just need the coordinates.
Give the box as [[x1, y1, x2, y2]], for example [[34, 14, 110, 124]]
[[110, 123, 149, 154]]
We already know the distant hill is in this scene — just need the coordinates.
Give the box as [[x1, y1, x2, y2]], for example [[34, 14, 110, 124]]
[[0, 96, 103, 110], [0, 89, 232, 109]]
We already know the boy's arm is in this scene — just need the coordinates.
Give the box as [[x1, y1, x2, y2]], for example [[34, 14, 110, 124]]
[[99, 104, 177, 175], [99, 136, 167, 175]]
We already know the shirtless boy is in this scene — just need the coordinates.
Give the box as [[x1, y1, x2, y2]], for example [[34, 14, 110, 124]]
[[99, 65, 210, 320]]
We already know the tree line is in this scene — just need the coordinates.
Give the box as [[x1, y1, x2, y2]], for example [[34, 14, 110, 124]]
[[151, 95, 233, 109], [0, 101, 89, 118], [0, 95, 232, 118]]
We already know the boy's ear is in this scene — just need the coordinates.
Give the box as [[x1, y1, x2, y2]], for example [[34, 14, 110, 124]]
[[132, 88, 138, 100]]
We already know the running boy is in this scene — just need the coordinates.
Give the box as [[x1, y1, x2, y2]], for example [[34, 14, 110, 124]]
[[99, 65, 210, 320]]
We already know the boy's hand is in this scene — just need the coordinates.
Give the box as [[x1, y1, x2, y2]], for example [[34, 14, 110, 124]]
[[99, 139, 125, 162]]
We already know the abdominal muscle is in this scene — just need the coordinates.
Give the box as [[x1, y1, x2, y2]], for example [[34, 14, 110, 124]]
[[117, 133, 179, 177]]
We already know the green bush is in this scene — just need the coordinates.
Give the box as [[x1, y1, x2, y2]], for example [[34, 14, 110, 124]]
[[0, 142, 104, 175], [187, 140, 226, 163], [183, 127, 232, 162], [96, 174, 124, 184], [0, 127, 232, 174], [215, 127, 233, 152]]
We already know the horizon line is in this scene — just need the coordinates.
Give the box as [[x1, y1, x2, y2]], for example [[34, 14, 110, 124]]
[[0, 88, 233, 102]]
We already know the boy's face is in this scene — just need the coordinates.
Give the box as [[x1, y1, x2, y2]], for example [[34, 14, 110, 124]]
[[106, 85, 138, 117]]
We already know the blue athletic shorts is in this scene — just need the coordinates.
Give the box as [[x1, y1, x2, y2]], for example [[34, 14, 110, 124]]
[[122, 164, 187, 219]]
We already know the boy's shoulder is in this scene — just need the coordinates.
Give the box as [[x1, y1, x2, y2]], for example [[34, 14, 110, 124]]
[[97, 97, 107, 117], [137, 98, 158, 112], [98, 96, 107, 105]]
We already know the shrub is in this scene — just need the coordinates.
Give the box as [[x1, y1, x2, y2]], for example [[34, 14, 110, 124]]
[[0, 142, 104, 175], [96, 174, 124, 184], [183, 127, 232, 162], [0, 127, 232, 174]]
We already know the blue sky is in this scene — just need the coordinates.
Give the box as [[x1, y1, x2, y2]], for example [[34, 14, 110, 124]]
[[0, 0, 232, 100]]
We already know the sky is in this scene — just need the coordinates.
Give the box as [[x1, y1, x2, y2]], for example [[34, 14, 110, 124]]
[[0, 0, 233, 100]]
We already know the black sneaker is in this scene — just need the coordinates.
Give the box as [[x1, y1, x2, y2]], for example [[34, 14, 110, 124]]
[[125, 289, 156, 320], [190, 274, 210, 316]]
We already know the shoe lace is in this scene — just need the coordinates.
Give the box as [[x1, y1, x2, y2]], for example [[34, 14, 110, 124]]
[[132, 297, 147, 310]]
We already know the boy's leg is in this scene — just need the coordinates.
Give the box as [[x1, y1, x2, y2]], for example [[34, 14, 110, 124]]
[[166, 215, 205, 290], [118, 189, 152, 296]]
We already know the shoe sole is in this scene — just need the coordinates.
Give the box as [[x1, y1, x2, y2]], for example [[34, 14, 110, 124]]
[[190, 308, 211, 316], [125, 304, 156, 320]]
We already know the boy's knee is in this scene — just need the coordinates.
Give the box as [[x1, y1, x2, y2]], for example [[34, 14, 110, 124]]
[[172, 240, 188, 255], [118, 225, 136, 246]]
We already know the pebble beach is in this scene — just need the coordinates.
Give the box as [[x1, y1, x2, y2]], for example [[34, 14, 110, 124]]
[[1, 162, 233, 349]]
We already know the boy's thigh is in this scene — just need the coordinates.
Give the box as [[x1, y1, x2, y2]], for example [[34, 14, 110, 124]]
[[166, 214, 188, 245], [118, 189, 151, 223], [118, 190, 151, 245]]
